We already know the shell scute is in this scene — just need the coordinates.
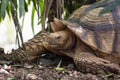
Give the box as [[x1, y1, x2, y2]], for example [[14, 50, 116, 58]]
[[65, 4, 120, 54]]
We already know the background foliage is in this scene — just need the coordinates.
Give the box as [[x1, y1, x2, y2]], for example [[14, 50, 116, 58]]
[[0, 0, 119, 47]]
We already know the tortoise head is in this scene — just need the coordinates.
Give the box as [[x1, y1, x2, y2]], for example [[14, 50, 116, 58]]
[[45, 18, 76, 50]]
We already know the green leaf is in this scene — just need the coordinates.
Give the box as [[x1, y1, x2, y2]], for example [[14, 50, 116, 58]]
[[12, 64, 22, 67], [85, 0, 108, 12], [57, 60, 62, 67], [96, 0, 109, 7], [31, 6, 35, 35], [19, 0, 25, 18], [24, 0, 28, 12], [21, 15, 25, 28], [38, 17, 42, 25], [36, 0, 40, 18], [32, 0, 37, 10], [103, 73, 113, 78], [1, 0, 8, 19], [55, 60, 65, 71], [6, 2, 11, 18], [7, 78, 14, 80], [99, 0, 120, 15], [55, 67, 65, 71], [11, 0, 17, 9], [0, 2, 2, 22], [0, 18, 1, 23], [28, 0, 31, 5], [40, 0, 44, 16], [37, 0, 44, 24], [64, 8, 70, 19]]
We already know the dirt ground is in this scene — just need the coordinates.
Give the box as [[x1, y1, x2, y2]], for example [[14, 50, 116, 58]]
[[0, 52, 120, 80]]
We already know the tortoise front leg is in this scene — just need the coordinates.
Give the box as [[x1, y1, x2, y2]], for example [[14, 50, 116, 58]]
[[4, 32, 49, 62], [74, 52, 120, 74]]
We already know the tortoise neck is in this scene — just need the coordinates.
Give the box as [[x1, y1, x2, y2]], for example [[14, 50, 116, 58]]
[[76, 38, 97, 56]]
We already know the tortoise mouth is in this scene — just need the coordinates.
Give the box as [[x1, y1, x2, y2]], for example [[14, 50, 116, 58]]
[[48, 41, 64, 46], [49, 42, 63, 47], [49, 44, 65, 49], [47, 40, 65, 49]]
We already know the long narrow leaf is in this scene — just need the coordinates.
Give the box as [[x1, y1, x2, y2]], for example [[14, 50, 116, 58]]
[[11, 0, 17, 9], [32, 0, 37, 10], [85, 0, 108, 11], [21, 15, 25, 28], [0, 2, 2, 22], [24, 0, 28, 12], [19, 0, 24, 18], [96, 0, 109, 7], [1, 0, 8, 19], [40, 0, 44, 16], [28, 0, 31, 5], [99, 0, 120, 15], [31, 6, 35, 35], [36, 0, 40, 20], [6, 2, 11, 18], [38, 0, 44, 25]]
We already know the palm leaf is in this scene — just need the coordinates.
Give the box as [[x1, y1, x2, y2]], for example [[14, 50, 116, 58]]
[[24, 0, 28, 12], [6, 2, 11, 18], [0, 2, 2, 22], [11, 0, 17, 9], [1, 0, 8, 19], [31, 6, 35, 35], [40, 0, 44, 15], [32, 0, 37, 10], [19, 0, 25, 18], [99, 0, 120, 15]]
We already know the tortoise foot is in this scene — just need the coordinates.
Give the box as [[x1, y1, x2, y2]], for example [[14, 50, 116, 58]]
[[74, 52, 120, 74]]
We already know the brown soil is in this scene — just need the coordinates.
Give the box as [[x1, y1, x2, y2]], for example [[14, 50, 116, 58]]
[[0, 53, 120, 80]]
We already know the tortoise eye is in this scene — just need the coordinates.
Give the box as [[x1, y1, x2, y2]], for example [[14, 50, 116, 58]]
[[56, 36, 61, 39]]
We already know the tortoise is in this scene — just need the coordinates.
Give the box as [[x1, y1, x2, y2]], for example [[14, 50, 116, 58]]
[[3, 1, 120, 74]]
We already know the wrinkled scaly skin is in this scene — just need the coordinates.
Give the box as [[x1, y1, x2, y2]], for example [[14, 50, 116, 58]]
[[4, 32, 50, 61]]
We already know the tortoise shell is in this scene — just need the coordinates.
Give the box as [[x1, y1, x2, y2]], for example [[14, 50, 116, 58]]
[[63, 2, 120, 54]]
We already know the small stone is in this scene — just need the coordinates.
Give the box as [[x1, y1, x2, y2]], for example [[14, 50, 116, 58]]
[[69, 73, 73, 76], [73, 71, 79, 78], [38, 77, 44, 80], [24, 63, 34, 69], [67, 64, 74, 69], [73, 71, 77, 75], [38, 65, 44, 69], [26, 73, 37, 80], [39, 58, 54, 66]]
